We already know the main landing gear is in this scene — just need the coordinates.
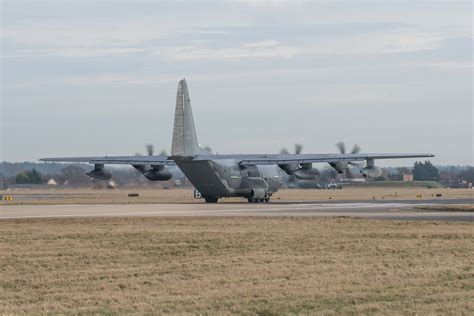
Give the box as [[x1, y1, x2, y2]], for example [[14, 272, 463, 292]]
[[247, 197, 270, 203], [203, 196, 271, 203], [204, 196, 219, 203]]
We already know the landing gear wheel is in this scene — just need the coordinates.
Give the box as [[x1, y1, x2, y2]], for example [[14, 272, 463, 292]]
[[264, 197, 270, 203], [204, 196, 218, 203], [248, 198, 266, 203]]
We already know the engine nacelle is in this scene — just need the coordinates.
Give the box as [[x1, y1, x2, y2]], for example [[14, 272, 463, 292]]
[[360, 165, 383, 178], [278, 163, 299, 175], [294, 163, 320, 180], [329, 161, 348, 174], [143, 165, 173, 181], [86, 164, 112, 180], [279, 163, 320, 180]]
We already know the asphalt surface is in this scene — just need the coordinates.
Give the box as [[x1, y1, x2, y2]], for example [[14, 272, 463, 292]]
[[1, 199, 473, 221]]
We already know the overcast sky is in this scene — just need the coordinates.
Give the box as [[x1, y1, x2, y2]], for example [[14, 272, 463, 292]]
[[1, 0, 473, 166]]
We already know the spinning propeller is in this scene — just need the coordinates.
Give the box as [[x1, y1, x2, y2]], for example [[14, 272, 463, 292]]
[[331, 142, 364, 178], [146, 144, 154, 156], [280, 143, 303, 155]]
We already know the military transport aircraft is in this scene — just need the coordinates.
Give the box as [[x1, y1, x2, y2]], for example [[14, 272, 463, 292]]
[[41, 79, 434, 203]]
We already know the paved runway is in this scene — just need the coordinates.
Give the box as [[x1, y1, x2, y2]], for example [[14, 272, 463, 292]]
[[1, 200, 473, 221]]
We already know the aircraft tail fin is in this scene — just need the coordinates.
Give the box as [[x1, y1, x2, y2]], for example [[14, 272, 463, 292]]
[[171, 79, 202, 156]]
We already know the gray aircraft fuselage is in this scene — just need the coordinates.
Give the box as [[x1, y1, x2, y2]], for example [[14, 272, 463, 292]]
[[174, 157, 281, 202]]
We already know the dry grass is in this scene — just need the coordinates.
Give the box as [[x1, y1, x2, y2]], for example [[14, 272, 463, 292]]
[[273, 187, 473, 202], [2, 187, 473, 205], [1, 217, 473, 314]]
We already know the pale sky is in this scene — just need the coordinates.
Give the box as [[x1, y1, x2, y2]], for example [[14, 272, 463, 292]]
[[1, 0, 473, 166]]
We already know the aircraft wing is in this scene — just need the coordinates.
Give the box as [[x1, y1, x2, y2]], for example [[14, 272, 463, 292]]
[[39, 155, 175, 166], [193, 153, 434, 165], [40, 152, 434, 166]]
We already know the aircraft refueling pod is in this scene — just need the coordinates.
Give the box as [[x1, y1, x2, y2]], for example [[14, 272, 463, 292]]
[[86, 164, 112, 180]]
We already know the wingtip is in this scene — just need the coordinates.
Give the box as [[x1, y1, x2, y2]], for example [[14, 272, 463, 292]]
[[178, 78, 188, 89]]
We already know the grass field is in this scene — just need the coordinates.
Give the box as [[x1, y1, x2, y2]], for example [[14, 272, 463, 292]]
[[1, 217, 473, 314], [2, 187, 473, 205]]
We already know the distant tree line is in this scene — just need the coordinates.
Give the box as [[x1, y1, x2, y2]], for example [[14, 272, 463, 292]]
[[15, 168, 44, 184], [413, 161, 439, 181], [456, 167, 474, 183], [0, 162, 72, 177]]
